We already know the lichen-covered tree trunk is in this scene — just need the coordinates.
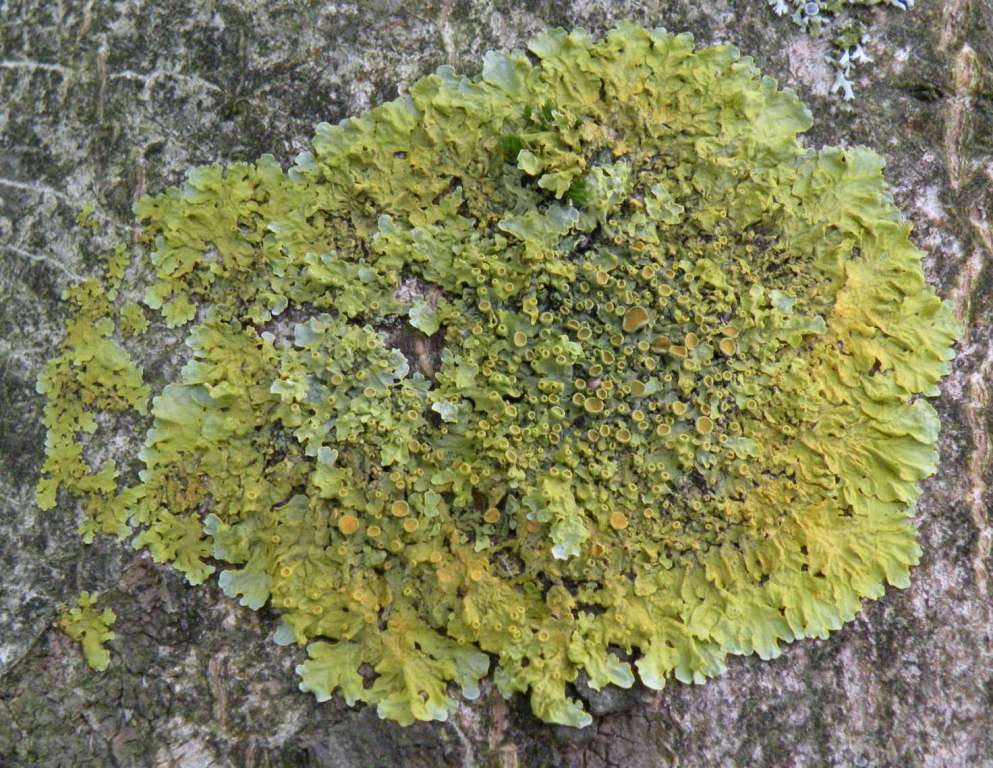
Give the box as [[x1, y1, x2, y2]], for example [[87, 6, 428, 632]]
[[1, 1, 991, 766]]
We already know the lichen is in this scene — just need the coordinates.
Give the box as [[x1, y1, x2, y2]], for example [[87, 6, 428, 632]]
[[37, 24, 959, 727], [767, 0, 913, 100], [58, 592, 116, 672]]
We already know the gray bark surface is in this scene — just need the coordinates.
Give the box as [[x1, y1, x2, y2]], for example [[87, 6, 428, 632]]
[[1, 1, 991, 766]]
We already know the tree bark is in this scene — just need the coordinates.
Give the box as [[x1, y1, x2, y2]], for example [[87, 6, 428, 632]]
[[1, 1, 991, 766]]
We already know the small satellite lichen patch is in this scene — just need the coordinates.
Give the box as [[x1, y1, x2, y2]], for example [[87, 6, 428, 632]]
[[37, 23, 959, 727], [58, 592, 117, 672]]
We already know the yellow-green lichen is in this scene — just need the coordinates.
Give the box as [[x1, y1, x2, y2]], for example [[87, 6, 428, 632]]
[[37, 24, 959, 727], [58, 591, 116, 672]]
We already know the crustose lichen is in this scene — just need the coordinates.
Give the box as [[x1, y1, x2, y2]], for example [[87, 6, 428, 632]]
[[38, 24, 959, 727]]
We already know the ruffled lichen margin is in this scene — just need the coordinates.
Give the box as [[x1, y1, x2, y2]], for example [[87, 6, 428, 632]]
[[36, 23, 959, 727]]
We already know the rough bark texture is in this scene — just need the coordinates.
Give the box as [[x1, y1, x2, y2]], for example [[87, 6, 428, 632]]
[[1, 1, 991, 766]]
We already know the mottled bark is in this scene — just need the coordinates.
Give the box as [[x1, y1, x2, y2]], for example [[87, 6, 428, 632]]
[[1, 1, 991, 766]]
